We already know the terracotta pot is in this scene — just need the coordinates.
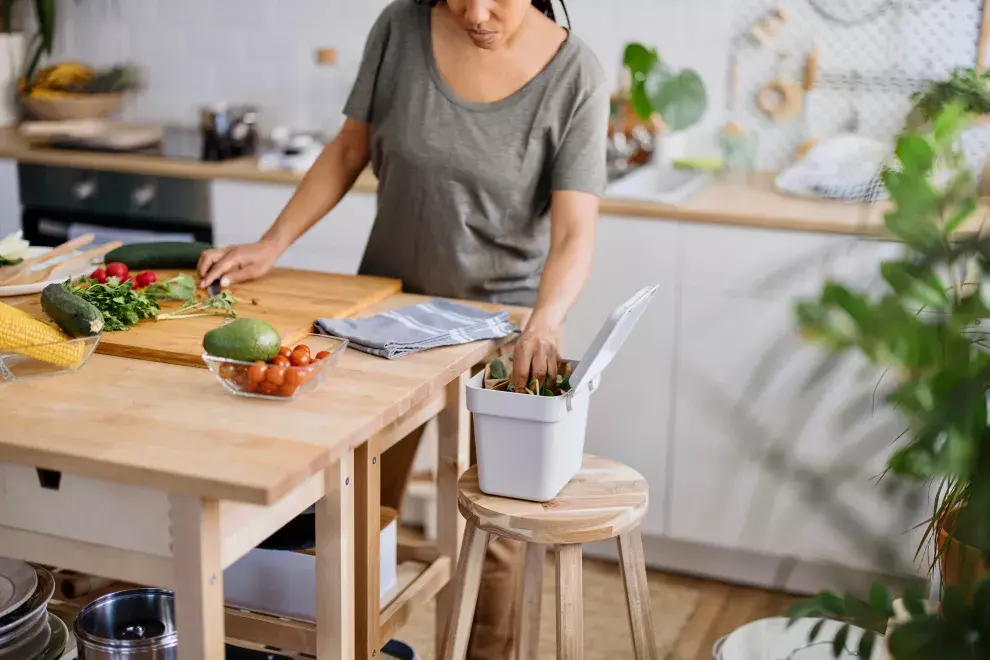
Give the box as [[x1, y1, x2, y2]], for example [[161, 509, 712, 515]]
[[937, 508, 987, 592]]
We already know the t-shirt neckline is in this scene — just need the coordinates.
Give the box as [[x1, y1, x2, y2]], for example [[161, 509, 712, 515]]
[[420, 5, 573, 113]]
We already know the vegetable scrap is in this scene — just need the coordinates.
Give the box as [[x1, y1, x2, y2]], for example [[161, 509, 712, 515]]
[[484, 357, 573, 397]]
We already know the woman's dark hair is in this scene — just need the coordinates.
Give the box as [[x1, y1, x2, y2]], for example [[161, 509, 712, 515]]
[[416, 0, 571, 28]]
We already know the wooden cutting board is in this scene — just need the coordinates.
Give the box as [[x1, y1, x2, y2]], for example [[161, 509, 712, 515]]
[[12, 268, 401, 368]]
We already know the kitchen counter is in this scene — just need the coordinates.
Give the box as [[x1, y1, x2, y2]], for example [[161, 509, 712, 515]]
[[0, 127, 900, 237]]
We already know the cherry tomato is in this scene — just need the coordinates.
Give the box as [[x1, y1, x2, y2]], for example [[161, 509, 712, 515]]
[[294, 344, 311, 355], [105, 262, 129, 280], [219, 363, 237, 380], [259, 381, 279, 396], [315, 350, 331, 361], [279, 382, 299, 397], [89, 267, 108, 284], [278, 346, 293, 358], [247, 361, 267, 384], [290, 349, 311, 367], [272, 355, 291, 367], [284, 368, 305, 387], [134, 271, 157, 288], [266, 365, 287, 386], [245, 382, 261, 394]]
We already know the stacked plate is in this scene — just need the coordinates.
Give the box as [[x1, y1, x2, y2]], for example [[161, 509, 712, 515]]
[[0, 559, 66, 660]]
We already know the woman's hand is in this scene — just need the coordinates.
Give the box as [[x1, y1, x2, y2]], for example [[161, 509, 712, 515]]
[[511, 323, 562, 392], [197, 239, 281, 288]]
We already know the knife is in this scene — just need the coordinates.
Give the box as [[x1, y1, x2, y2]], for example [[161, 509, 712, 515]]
[[208, 280, 222, 297]]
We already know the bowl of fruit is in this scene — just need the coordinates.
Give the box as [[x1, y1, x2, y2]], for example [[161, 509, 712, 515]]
[[19, 62, 141, 121], [201, 319, 347, 401]]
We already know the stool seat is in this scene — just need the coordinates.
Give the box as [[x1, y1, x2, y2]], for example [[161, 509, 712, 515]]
[[457, 454, 648, 545]]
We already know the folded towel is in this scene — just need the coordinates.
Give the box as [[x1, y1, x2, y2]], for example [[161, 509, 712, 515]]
[[315, 299, 517, 359]]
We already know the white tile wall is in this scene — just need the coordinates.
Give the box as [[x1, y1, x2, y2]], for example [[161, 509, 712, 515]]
[[31, 0, 732, 145]]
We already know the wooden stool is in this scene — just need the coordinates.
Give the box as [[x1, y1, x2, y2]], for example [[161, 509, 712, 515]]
[[438, 454, 657, 660]]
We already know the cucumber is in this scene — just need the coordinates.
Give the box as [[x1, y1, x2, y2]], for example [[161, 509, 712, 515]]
[[103, 242, 212, 269], [41, 282, 104, 337]]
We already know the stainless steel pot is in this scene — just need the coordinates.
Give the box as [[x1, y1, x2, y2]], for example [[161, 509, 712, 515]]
[[74, 589, 177, 660]]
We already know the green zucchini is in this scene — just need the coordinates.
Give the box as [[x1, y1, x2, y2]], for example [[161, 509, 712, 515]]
[[103, 242, 212, 269], [41, 283, 104, 337]]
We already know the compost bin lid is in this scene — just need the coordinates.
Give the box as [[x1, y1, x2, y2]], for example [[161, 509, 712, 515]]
[[569, 285, 658, 399]]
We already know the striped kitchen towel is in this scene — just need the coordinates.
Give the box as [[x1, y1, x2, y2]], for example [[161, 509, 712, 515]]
[[314, 299, 517, 359]]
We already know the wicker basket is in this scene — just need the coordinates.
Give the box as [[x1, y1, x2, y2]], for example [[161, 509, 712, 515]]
[[20, 92, 124, 121]]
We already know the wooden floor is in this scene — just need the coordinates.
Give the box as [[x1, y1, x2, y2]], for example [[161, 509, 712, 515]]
[[658, 571, 799, 660]]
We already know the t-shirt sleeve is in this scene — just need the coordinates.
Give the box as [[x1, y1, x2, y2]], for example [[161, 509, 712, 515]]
[[343, 5, 394, 124], [551, 83, 610, 197]]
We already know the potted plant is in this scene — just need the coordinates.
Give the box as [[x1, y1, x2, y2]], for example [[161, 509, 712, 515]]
[[0, 0, 26, 125], [783, 101, 990, 658], [621, 42, 707, 167]]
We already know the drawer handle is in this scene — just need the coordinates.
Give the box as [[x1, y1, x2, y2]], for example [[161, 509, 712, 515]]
[[36, 468, 61, 491]]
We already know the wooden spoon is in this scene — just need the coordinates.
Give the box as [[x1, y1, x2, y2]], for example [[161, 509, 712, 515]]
[[5, 241, 123, 285], [0, 234, 95, 284]]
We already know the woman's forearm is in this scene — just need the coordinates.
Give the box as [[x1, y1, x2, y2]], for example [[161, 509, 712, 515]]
[[527, 191, 598, 333], [261, 121, 371, 253]]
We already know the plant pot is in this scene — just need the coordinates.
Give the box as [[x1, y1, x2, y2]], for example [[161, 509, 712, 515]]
[[937, 508, 987, 591], [652, 130, 687, 168], [0, 33, 25, 126]]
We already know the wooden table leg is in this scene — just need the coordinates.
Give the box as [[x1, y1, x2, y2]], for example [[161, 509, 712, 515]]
[[356, 441, 381, 658], [555, 544, 584, 660], [317, 452, 355, 659], [515, 543, 547, 660], [617, 529, 658, 660], [435, 371, 471, 651], [170, 494, 225, 660]]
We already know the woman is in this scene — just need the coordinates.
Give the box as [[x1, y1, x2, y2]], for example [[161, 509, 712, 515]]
[[198, 0, 607, 655]]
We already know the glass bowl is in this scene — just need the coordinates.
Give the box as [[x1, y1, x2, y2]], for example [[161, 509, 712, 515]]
[[0, 334, 102, 382], [202, 334, 348, 402]]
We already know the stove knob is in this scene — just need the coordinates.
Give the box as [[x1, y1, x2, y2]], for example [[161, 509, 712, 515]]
[[132, 184, 156, 208], [72, 179, 97, 200]]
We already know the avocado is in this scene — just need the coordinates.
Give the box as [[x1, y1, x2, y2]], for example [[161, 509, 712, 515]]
[[203, 318, 281, 362]]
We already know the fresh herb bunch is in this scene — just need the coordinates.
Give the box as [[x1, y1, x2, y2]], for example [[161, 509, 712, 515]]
[[908, 67, 990, 129], [157, 291, 238, 321], [143, 273, 196, 302], [67, 277, 159, 331]]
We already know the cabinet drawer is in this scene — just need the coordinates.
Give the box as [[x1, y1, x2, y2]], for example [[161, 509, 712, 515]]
[[0, 463, 172, 556]]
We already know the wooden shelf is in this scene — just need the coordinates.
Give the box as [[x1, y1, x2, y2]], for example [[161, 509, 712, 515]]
[[223, 557, 452, 656]]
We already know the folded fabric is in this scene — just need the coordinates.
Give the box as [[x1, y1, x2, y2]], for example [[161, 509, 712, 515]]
[[314, 299, 517, 359]]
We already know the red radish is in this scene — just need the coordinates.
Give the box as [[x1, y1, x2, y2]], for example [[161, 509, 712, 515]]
[[89, 267, 108, 284], [105, 262, 129, 280], [134, 271, 157, 288]]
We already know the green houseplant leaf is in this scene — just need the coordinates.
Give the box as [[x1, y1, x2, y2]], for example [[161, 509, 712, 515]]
[[646, 68, 707, 132]]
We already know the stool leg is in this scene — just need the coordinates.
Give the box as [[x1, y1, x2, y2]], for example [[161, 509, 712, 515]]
[[438, 522, 490, 660], [554, 544, 583, 660], [515, 543, 547, 660], [617, 529, 658, 659]]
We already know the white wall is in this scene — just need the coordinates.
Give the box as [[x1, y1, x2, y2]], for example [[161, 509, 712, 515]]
[[36, 0, 733, 142]]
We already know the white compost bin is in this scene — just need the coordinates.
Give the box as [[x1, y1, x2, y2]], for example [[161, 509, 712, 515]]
[[466, 285, 658, 502]]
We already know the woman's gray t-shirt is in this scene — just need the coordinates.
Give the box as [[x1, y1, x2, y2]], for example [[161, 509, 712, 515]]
[[344, 0, 609, 306]]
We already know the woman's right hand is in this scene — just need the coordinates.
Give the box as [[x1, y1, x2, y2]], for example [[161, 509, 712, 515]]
[[197, 239, 281, 289]]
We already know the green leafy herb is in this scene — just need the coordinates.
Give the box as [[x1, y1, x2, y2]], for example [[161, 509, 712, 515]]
[[157, 291, 238, 321], [489, 357, 508, 380], [143, 273, 196, 302], [67, 277, 159, 332], [0, 256, 22, 267]]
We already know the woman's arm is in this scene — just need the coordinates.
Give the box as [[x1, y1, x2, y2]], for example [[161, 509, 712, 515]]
[[511, 190, 598, 390], [198, 118, 371, 287]]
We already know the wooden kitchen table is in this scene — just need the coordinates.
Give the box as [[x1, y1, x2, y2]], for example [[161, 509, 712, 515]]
[[0, 291, 524, 660]]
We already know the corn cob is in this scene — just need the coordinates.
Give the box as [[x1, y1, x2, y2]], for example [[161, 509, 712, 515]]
[[0, 302, 86, 369]]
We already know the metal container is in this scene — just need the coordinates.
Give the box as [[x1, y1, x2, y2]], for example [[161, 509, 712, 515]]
[[74, 589, 177, 660]]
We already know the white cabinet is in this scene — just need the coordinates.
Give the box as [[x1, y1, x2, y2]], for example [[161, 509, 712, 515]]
[[211, 180, 376, 275], [562, 215, 678, 537], [670, 224, 926, 575], [0, 159, 20, 239]]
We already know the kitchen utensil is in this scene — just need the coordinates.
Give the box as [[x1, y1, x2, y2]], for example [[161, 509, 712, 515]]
[[797, 42, 820, 158], [0, 234, 94, 285], [20, 121, 164, 152], [749, 4, 790, 46], [200, 103, 258, 162], [0, 566, 54, 637], [75, 588, 177, 660], [35, 612, 69, 660], [0, 558, 38, 619], [207, 280, 221, 298], [0, 333, 102, 382], [756, 55, 803, 123], [0, 607, 49, 658], [3, 241, 122, 286], [202, 334, 348, 401]]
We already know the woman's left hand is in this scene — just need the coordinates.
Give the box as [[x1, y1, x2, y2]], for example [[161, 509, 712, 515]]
[[511, 324, 561, 392]]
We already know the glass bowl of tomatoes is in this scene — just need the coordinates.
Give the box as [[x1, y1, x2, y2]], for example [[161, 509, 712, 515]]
[[202, 334, 348, 401]]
